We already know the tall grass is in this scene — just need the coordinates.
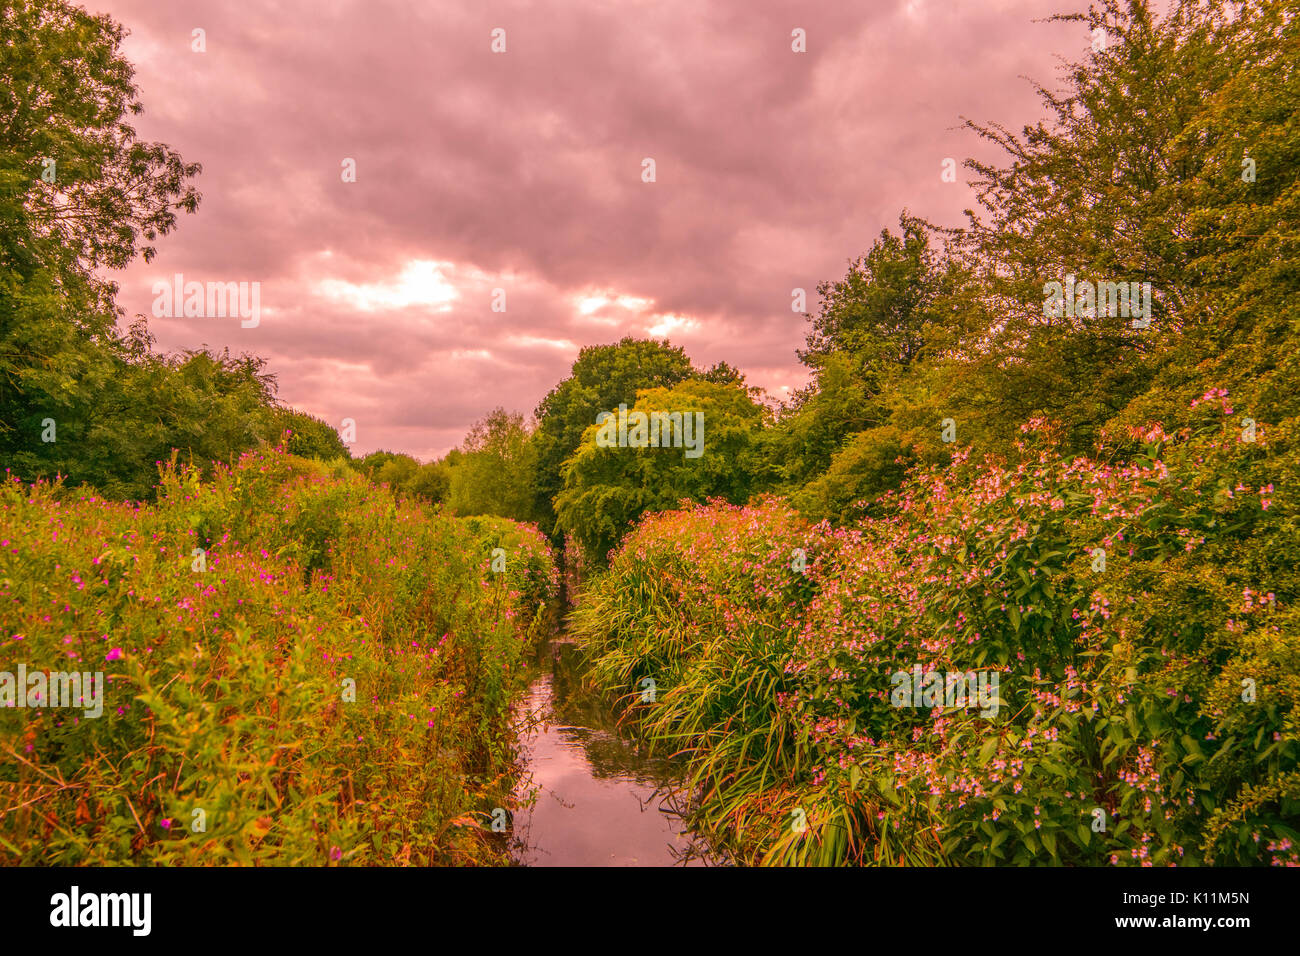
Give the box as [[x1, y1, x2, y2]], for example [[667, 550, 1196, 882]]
[[0, 446, 558, 865], [572, 404, 1300, 866]]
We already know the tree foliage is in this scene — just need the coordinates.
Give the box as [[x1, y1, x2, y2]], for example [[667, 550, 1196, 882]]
[[531, 337, 697, 535], [555, 379, 775, 563], [447, 407, 537, 521]]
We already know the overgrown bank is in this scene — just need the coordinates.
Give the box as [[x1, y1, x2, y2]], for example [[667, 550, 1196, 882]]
[[571, 405, 1300, 866], [0, 447, 558, 865]]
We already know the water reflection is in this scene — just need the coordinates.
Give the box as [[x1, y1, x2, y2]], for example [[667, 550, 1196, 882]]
[[509, 636, 725, 866]]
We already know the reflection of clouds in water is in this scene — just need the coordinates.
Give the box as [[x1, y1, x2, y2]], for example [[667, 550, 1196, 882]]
[[509, 640, 726, 866]]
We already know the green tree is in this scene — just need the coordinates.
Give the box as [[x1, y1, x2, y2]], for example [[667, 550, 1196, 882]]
[[276, 409, 349, 461], [79, 338, 279, 498], [407, 460, 452, 504], [954, 0, 1298, 451], [774, 216, 956, 493], [1, 0, 201, 493], [447, 407, 537, 521], [531, 337, 696, 536], [0, 0, 200, 280], [350, 450, 405, 479], [554, 380, 776, 564], [799, 214, 944, 376]]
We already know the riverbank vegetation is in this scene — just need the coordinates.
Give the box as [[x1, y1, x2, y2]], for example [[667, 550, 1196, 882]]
[[2, 0, 1296, 865], [573, 415, 1299, 865], [566, 0, 1299, 865], [1, 448, 557, 863]]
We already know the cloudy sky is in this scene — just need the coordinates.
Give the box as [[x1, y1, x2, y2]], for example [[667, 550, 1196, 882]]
[[93, 0, 1087, 460]]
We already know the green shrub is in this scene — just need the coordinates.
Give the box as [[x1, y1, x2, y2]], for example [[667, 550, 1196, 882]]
[[573, 400, 1300, 866], [0, 446, 557, 865]]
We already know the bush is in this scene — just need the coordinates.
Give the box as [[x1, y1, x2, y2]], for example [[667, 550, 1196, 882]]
[[0, 445, 557, 865], [572, 398, 1300, 866]]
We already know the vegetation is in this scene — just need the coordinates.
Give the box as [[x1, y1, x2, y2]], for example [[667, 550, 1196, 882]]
[[568, 0, 1300, 866], [573, 414, 1299, 865], [555, 379, 775, 561], [0, 447, 556, 864], [1, 0, 1295, 867]]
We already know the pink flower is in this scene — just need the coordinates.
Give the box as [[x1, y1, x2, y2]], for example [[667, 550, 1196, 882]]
[[105, 648, 123, 661]]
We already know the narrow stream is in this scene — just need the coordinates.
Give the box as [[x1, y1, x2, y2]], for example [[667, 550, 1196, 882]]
[[508, 633, 724, 866]]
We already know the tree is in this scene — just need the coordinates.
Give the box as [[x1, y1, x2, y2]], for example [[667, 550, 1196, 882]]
[[375, 454, 419, 491], [772, 352, 877, 487], [700, 360, 746, 387], [0, 0, 202, 494], [406, 461, 452, 505], [76, 340, 279, 498], [447, 407, 537, 521], [554, 380, 776, 564], [0, 0, 201, 280], [788, 425, 911, 524], [277, 409, 350, 461], [953, 0, 1299, 451], [773, 216, 955, 491], [531, 337, 696, 536], [799, 214, 944, 377]]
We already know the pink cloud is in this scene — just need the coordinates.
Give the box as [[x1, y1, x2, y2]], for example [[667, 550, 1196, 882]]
[[92, 0, 1080, 459]]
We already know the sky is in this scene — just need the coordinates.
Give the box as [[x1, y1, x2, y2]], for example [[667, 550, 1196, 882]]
[[92, 0, 1088, 461]]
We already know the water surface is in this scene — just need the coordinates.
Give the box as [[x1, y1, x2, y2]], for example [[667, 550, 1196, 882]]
[[509, 635, 722, 866]]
